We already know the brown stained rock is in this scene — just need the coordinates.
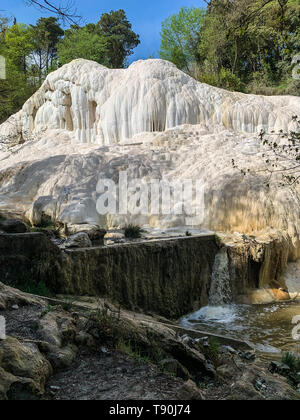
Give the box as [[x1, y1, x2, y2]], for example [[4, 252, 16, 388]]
[[39, 310, 77, 348], [0, 337, 52, 399]]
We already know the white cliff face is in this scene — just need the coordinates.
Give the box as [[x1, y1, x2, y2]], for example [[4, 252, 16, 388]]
[[0, 58, 300, 260], [0, 59, 299, 147]]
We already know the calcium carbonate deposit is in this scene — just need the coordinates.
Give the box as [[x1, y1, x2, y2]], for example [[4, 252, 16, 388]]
[[0, 59, 299, 254]]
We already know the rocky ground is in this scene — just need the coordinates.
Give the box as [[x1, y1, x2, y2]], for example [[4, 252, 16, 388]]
[[0, 282, 299, 401], [45, 349, 184, 400]]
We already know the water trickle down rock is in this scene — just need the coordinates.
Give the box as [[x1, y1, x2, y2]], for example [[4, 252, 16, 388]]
[[209, 248, 233, 306]]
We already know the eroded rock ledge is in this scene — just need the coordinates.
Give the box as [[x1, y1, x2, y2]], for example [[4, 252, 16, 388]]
[[0, 229, 298, 319]]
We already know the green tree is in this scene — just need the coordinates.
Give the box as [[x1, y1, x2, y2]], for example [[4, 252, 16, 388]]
[[57, 24, 109, 65], [58, 10, 140, 69], [0, 22, 37, 123], [31, 17, 64, 81], [199, 0, 300, 93], [96, 9, 140, 68], [160, 7, 206, 73], [160, 1, 300, 93]]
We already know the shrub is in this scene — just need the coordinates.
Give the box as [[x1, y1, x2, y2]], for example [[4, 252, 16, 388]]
[[89, 305, 121, 347], [281, 352, 300, 387], [41, 304, 59, 318], [124, 224, 143, 239], [282, 352, 300, 373]]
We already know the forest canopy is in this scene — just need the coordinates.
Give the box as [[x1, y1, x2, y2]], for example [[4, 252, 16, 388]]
[[160, 0, 300, 94]]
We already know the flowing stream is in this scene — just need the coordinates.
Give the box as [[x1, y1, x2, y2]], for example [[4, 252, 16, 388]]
[[181, 255, 300, 358]]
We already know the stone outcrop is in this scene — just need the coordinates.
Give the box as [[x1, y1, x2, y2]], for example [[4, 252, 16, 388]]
[[0, 231, 298, 316], [64, 232, 92, 249], [0, 337, 52, 400], [0, 59, 299, 245], [0, 232, 219, 318], [0, 59, 298, 146], [0, 232, 61, 292]]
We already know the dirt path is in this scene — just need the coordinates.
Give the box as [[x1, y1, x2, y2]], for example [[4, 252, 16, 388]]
[[45, 349, 183, 400], [3, 304, 184, 400]]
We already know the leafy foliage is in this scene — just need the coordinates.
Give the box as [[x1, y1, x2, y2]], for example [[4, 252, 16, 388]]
[[58, 10, 140, 68], [160, 1, 300, 94], [31, 17, 64, 80], [57, 24, 109, 65], [160, 7, 205, 73]]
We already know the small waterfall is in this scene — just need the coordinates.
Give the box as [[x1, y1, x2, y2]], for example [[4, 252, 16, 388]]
[[209, 248, 232, 305]]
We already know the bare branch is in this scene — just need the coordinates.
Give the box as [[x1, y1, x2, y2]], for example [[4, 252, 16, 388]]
[[25, 0, 81, 25]]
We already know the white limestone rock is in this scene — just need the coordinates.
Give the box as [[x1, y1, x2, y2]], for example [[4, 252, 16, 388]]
[[0, 58, 300, 258], [0, 59, 299, 148]]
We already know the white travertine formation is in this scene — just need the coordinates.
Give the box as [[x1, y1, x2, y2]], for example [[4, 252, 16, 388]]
[[0, 59, 299, 146], [0, 59, 299, 260]]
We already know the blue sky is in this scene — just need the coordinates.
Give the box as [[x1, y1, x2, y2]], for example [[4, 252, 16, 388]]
[[4, 0, 206, 62]]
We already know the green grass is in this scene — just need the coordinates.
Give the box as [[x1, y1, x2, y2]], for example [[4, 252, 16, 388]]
[[61, 297, 75, 312], [89, 305, 121, 347], [117, 339, 151, 364]]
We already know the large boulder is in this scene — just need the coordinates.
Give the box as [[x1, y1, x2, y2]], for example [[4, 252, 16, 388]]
[[38, 310, 78, 371], [64, 232, 92, 249], [0, 337, 52, 400], [66, 224, 106, 246]]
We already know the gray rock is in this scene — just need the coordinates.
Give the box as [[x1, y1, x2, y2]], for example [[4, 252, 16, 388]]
[[64, 232, 92, 249], [67, 224, 106, 246]]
